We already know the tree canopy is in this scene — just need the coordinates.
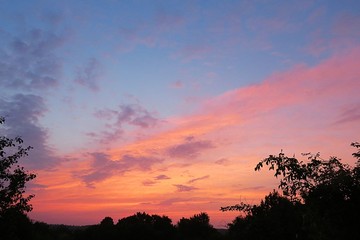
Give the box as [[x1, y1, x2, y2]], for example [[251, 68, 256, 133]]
[[222, 142, 360, 240], [0, 116, 37, 239]]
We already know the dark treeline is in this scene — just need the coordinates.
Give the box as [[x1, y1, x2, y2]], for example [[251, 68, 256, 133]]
[[2, 212, 225, 240]]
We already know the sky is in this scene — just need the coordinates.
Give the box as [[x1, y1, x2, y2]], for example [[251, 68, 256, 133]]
[[0, 0, 360, 228]]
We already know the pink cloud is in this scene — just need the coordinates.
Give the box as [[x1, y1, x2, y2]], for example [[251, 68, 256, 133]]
[[166, 137, 215, 159], [205, 47, 360, 117], [214, 158, 230, 166], [154, 174, 171, 180], [173, 184, 198, 192], [335, 104, 360, 124], [187, 175, 210, 184]]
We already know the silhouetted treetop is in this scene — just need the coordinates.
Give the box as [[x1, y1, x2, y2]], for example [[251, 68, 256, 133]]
[[0, 116, 37, 240], [0, 116, 36, 215]]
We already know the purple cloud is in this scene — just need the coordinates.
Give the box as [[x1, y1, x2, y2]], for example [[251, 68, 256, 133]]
[[0, 94, 61, 169], [215, 158, 230, 166], [173, 184, 198, 192], [187, 175, 210, 184], [158, 197, 193, 206], [167, 137, 215, 159], [0, 28, 67, 90], [77, 152, 163, 188], [74, 58, 103, 91], [142, 180, 156, 186], [154, 174, 171, 180], [239, 186, 266, 191], [90, 103, 160, 143], [335, 104, 360, 124]]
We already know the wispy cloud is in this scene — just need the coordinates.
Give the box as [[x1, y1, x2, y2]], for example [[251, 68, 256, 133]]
[[89, 103, 160, 144], [187, 175, 210, 184], [154, 174, 171, 180], [215, 158, 230, 166], [167, 137, 215, 159], [173, 184, 198, 192], [74, 58, 103, 91], [335, 105, 360, 125], [0, 28, 67, 91], [116, 9, 185, 51], [142, 180, 156, 186]]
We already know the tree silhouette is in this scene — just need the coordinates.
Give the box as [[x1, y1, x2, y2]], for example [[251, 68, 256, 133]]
[[225, 191, 304, 240], [223, 143, 360, 240], [177, 212, 221, 240], [0, 116, 36, 239], [116, 212, 175, 240]]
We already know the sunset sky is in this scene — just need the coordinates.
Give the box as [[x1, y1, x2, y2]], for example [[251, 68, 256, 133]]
[[1, 0, 360, 228]]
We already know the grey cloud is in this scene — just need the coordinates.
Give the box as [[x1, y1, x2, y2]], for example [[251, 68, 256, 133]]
[[0, 94, 61, 169]]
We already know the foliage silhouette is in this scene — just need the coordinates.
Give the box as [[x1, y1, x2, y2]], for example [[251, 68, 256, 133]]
[[226, 191, 304, 240], [223, 142, 360, 240], [0, 116, 36, 240], [116, 212, 175, 240], [177, 212, 222, 240], [46, 212, 226, 240]]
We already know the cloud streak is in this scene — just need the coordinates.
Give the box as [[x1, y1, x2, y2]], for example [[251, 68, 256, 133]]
[[173, 184, 198, 192], [187, 175, 210, 184]]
